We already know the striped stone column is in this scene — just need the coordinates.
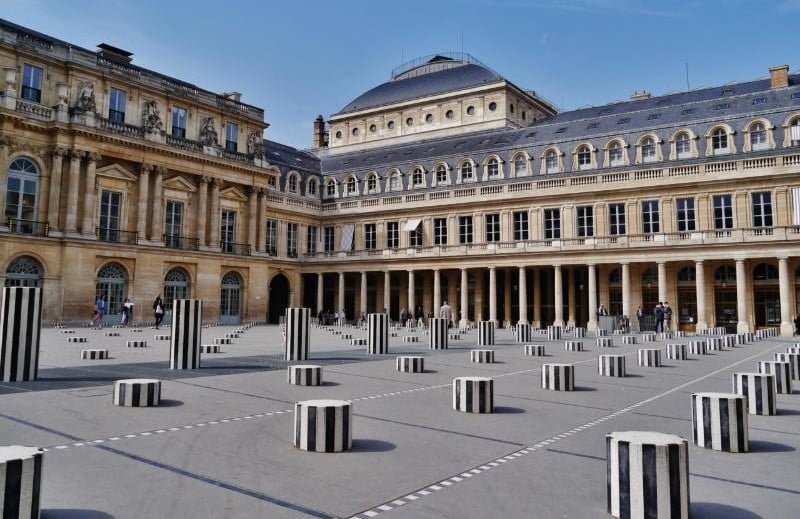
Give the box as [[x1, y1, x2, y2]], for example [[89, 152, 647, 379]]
[[200, 344, 220, 354], [368, 313, 389, 354], [638, 348, 662, 367], [708, 337, 724, 351], [170, 299, 202, 370], [606, 431, 689, 519], [470, 349, 495, 363], [126, 340, 147, 348], [429, 317, 448, 350], [113, 379, 161, 407], [293, 399, 352, 452], [523, 344, 545, 356], [81, 349, 108, 360], [285, 307, 310, 361], [542, 363, 574, 391], [516, 322, 531, 343], [452, 376, 493, 413], [640, 332, 656, 342], [573, 327, 586, 338], [546, 325, 562, 341], [598, 354, 626, 377], [597, 337, 613, 348], [564, 340, 584, 352], [733, 372, 776, 415], [722, 335, 736, 349], [478, 320, 495, 346], [396, 355, 424, 373], [688, 340, 707, 355], [287, 365, 322, 386], [774, 352, 800, 380], [0, 446, 44, 518], [758, 360, 792, 394], [0, 287, 43, 382], [596, 328, 608, 337], [622, 336, 637, 345], [691, 392, 748, 452], [666, 343, 687, 361]]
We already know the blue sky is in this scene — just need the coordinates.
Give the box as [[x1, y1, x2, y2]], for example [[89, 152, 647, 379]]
[[5, 0, 800, 149]]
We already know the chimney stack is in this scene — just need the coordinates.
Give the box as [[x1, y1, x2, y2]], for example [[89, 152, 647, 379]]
[[630, 91, 651, 101], [221, 91, 242, 102], [769, 65, 789, 89], [313, 115, 328, 148]]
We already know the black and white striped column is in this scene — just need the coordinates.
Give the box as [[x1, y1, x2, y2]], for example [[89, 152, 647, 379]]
[[596, 329, 608, 337], [638, 348, 662, 367], [81, 349, 108, 360], [113, 379, 161, 407], [452, 376, 493, 413], [293, 399, 352, 452], [666, 343, 687, 361], [214, 337, 231, 345], [126, 340, 147, 348], [573, 327, 586, 338], [564, 340, 584, 352], [0, 446, 44, 518], [67, 336, 87, 343], [722, 335, 736, 349], [402, 336, 419, 343], [597, 337, 613, 348], [622, 336, 637, 345], [523, 344, 545, 356], [598, 354, 626, 377], [0, 287, 42, 382], [287, 365, 322, 386], [201, 344, 220, 354], [542, 363, 575, 391], [470, 349, 495, 364], [606, 431, 689, 519], [774, 352, 800, 380], [169, 299, 202, 370], [688, 340, 707, 355], [285, 308, 310, 361], [396, 355, 424, 373], [640, 332, 656, 342], [547, 325, 562, 341], [708, 337, 724, 351], [478, 321, 495, 346], [733, 372, 777, 415], [516, 323, 531, 343], [691, 392, 748, 452], [368, 313, 389, 354], [429, 318, 448, 350], [758, 360, 792, 394]]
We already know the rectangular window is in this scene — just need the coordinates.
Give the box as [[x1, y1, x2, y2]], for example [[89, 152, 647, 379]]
[[108, 88, 126, 124], [609, 203, 626, 235], [433, 218, 447, 245], [409, 225, 423, 247], [386, 221, 399, 248], [287, 222, 298, 257], [220, 210, 236, 252], [713, 194, 734, 230], [98, 190, 121, 242], [164, 200, 183, 247], [266, 219, 279, 255], [365, 223, 377, 250], [171, 107, 187, 139], [459, 215, 473, 244], [323, 226, 335, 252], [544, 208, 561, 239], [225, 122, 238, 152], [306, 225, 317, 255], [21, 64, 43, 103], [513, 211, 529, 241], [576, 205, 594, 237], [485, 213, 500, 242], [752, 191, 773, 228], [641, 200, 660, 234], [676, 198, 696, 232]]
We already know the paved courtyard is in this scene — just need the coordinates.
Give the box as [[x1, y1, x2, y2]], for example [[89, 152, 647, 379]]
[[1, 323, 799, 518]]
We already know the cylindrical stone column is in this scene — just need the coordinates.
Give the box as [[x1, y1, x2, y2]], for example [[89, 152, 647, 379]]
[[0, 287, 43, 382], [598, 354, 626, 377], [573, 327, 586, 338], [688, 340, 707, 355], [707, 337, 723, 351], [113, 379, 161, 407], [541, 363, 574, 391], [396, 355, 424, 373], [518, 266, 528, 325], [523, 344, 545, 356], [293, 400, 352, 452], [638, 348, 662, 367], [284, 308, 310, 361], [0, 446, 44, 518], [622, 336, 637, 345], [429, 317, 448, 350], [368, 313, 389, 354], [478, 320, 495, 346], [516, 322, 531, 343], [547, 325, 562, 341], [691, 392, 748, 452], [170, 299, 202, 370], [758, 360, 792, 394], [287, 365, 322, 386], [774, 352, 800, 380], [597, 337, 613, 348], [452, 376, 493, 413], [470, 349, 495, 364], [666, 343, 687, 361], [733, 372, 777, 415], [81, 349, 108, 360], [564, 340, 584, 352]]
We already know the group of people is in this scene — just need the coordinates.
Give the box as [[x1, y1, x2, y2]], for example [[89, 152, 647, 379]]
[[90, 295, 166, 328], [316, 309, 346, 326], [313, 300, 457, 328], [636, 301, 673, 332]]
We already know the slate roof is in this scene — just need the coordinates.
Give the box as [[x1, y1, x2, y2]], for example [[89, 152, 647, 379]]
[[263, 139, 319, 176]]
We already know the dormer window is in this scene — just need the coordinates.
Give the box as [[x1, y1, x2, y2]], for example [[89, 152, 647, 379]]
[[367, 174, 377, 192], [712, 128, 729, 155], [436, 165, 448, 183], [750, 122, 768, 151], [326, 181, 336, 197], [641, 137, 657, 163], [288, 175, 298, 193], [676, 132, 691, 159], [352, 127, 359, 136], [545, 150, 559, 174], [346, 177, 357, 195], [425, 114, 433, 123], [460, 162, 473, 181], [514, 155, 527, 176], [466, 106, 475, 116], [791, 119, 800, 146], [487, 158, 499, 178], [308, 178, 317, 196], [390, 172, 402, 191], [609, 142, 624, 166], [577, 145, 592, 170]]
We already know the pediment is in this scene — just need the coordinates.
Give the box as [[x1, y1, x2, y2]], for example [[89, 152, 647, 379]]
[[96, 163, 137, 182], [162, 175, 197, 192], [220, 186, 248, 202]]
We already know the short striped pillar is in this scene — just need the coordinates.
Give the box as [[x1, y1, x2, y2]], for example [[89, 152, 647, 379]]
[[622, 336, 637, 345], [757, 360, 792, 394], [691, 392, 749, 452], [155, 334, 171, 341], [666, 343, 687, 361], [452, 376, 493, 413], [523, 344, 545, 356], [541, 363, 574, 391], [284, 308, 310, 361], [200, 344, 220, 354], [774, 352, 800, 380], [350, 338, 367, 347], [688, 340, 707, 355], [640, 332, 656, 342], [707, 337, 724, 351], [429, 318, 448, 350], [367, 313, 389, 355], [396, 355, 424, 373], [470, 349, 495, 364], [596, 337, 614, 348], [214, 337, 231, 345], [516, 323, 531, 343], [573, 327, 586, 338], [478, 321, 495, 346], [287, 365, 322, 386], [658, 331, 674, 341], [722, 335, 736, 349], [293, 400, 352, 452], [735, 333, 749, 345], [169, 299, 202, 370], [0, 287, 43, 382], [638, 348, 662, 367], [546, 325, 562, 341], [113, 379, 161, 407], [564, 340, 584, 352], [606, 431, 689, 519], [81, 349, 108, 360], [596, 328, 608, 337], [105, 331, 120, 337], [598, 354, 626, 377], [402, 336, 419, 343], [732, 372, 776, 415], [0, 446, 44, 519], [126, 340, 147, 348]]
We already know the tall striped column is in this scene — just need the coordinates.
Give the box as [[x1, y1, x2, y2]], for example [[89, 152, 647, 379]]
[[368, 313, 389, 354], [169, 299, 202, 370], [429, 317, 448, 350], [285, 307, 310, 361], [758, 360, 792, 394], [733, 372, 776, 415], [691, 392, 748, 452], [478, 320, 495, 346], [606, 431, 690, 519], [0, 287, 43, 382], [0, 446, 44, 518], [774, 352, 800, 380], [547, 325, 562, 341], [516, 322, 531, 343]]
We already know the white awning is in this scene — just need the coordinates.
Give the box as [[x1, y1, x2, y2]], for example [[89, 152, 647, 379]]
[[403, 218, 422, 231], [340, 224, 354, 251]]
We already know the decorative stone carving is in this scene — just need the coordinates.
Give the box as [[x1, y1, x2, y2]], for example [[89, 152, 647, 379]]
[[76, 80, 96, 112], [142, 99, 163, 133], [199, 116, 218, 146], [56, 82, 69, 109], [87, 152, 102, 163], [247, 129, 264, 156]]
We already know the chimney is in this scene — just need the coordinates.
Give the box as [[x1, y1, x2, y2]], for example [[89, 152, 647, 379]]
[[630, 91, 651, 101], [313, 115, 328, 148], [220, 91, 242, 102], [769, 65, 789, 88]]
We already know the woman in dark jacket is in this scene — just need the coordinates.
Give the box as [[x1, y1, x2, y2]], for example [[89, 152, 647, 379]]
[[153, 295, 165, 329]]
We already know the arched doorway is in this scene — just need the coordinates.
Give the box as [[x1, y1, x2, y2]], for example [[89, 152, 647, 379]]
[[753, 263, 780, 328], [268, 273, 290, 324], [639, 267, 658, 331], [220, 271, 242, 324], [608, 268, 622, 316], [713, 265, 737, 333], [5, 157, 40, 235], [676, 266, 697, 332], [96, 262, 127, 321], [164, 267, 190, 322], [5, 255, 43, 287]]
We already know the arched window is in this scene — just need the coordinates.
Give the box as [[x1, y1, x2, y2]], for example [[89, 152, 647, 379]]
[[712, 128, 729, 155], [676, 132, 691, 159], [609, 267, 621, 285], [220, 271, 242, 323], [641, 267, 658, 287], [412, 168, 424, 187], [791, 118, 800, 146], [514, 155, 528, 176], [577, 145, 592, 170], [487, 158, 499, 178], [366, 173, 377, 192], [749, 122, 768, 151], [753, 263, 779, 283], [609, 141, 624, 167], [164, 267, 190, 308], [96, 262, 127, 316], [641, 137, 657, 163], [5, 158, 39, 234], [325, 179, 336, 197], [308, 178, 317, 196], [346, 176, 357, 195], [545, 150, 559, 174], [288, 174, 298, 193], [5, 255, 43, 287], [713, 265, 736, 285], [389, 171, 402, 191], [435, 164, 448, 184], [460, 162, 473, 181], [677, 266, 695, 285]]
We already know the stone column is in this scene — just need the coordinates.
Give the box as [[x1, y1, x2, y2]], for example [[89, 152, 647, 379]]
[[695, 261, 708, 331], [448, 271, 458, 320], [553, 265, 564, 327], [136, 164, 151, 241], [433, 268, 441, 314], [47, 147, 67, 232], [80, 152, 101, 236], [337, 272, 346, 319], [778, 257, 793, 336], [209, 179, 222, 249], [247, 187, 258, 250], [657, 262, 667, 303], [533, 268, 542, 327], [408, 270, 415, 315], [504, 268, 512, 325], [736, 259, 750, 333], [0, 136, 10, 229], [489, 266, 497, 324], [149, 166, 164, 242], [460, 267, 469, 327], [587, 264, 598, 331], [518, 266, 528, 324], [621, 262, 631, 319], [64, 150, 85, 234], [567, 267, 576, 327], [316, 273, 324, 315], [360, 271, 368, 316], [196, 177, 208, 247], [257, 189, 267, 253], [423, 271, 432, 315], [38, 159, 51, 226], [383, 270, 391, 315]]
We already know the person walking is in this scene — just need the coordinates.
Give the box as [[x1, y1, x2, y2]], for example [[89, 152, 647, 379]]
[[440, 300, 453, 328], [663, 301, 673, 332], [654, 302, 664, 333], [92, 295, 107, 327], [153, 294, 165, 329], [121, 297, 134, 325], [636, 306, 645, 332]]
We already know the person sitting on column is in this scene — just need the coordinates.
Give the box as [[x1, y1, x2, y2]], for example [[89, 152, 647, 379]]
[[439, 300, 453, 328]]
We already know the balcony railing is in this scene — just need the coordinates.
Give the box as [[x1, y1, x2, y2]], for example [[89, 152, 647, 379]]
[[97, 117, 145, 139], [220, 241, 251, 256], [164, 234, 199, 250], [7, 218, 49, 237], [166, 135, 203, 153], [96, 227, 138, 244]]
